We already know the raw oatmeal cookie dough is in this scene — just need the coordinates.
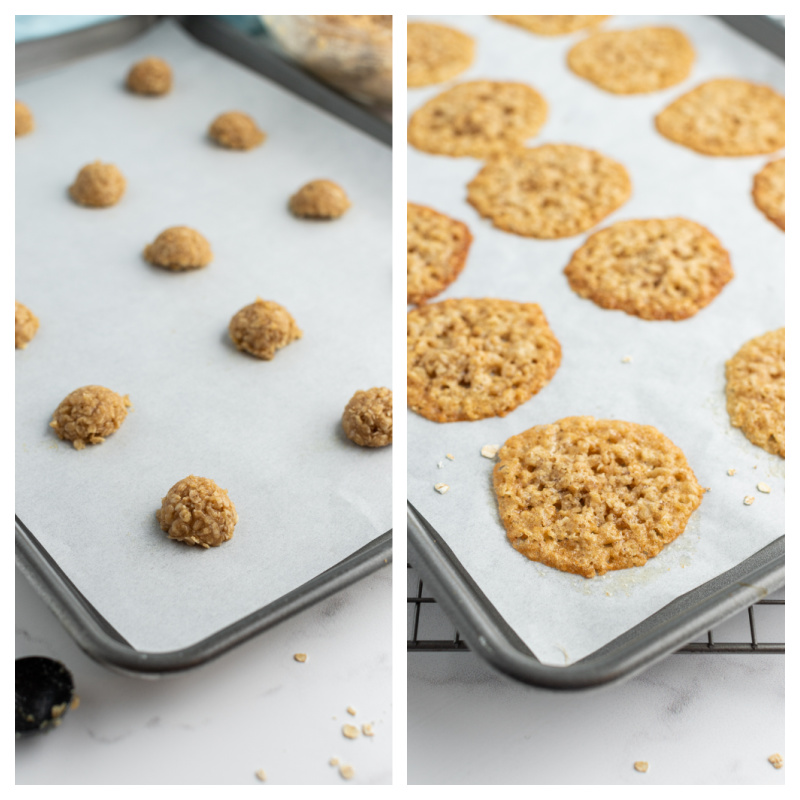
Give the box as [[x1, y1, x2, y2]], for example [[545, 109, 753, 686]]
[[289, 180, 351, 219], [494, 417, 705, 578], [752, 158, 785, 231], [655, 79, 785, 156], [229, 298, 302, 360], [126, 56, 172, 95], [407, 202, 472, 305], [144, 226, 213, 271], [567, 27, 695, 94], [208, 111, 266, 150], [69, 161, 126, 208], [15, 301, 39, 349], [407, 22, 475, 88], [564, 218, 733, 320], [156, 475, 238, 548], [467, 144, 631, 239], [725, 328, 785, 458], [493, 16, 611, 36], [50, 385, 131, 450], [407, 80, 548, 158], [15, 100, 34, 137], [407, 298, 562, 423], [342, 387, 393, 447]]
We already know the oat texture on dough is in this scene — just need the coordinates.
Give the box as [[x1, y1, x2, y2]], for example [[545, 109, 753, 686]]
[[144, 226, 213, 270], [342, 387, 393, 447], [289, 180, 350, 219], [208, 111, 266, 150], [50, 385, 131, 450], [228, 298, 302, 360]]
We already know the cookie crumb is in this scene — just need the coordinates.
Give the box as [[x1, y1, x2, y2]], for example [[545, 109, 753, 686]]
[[756, 482, 771, 494], [339, 764, 355, 780], [634, 761, 649, 773], [293, 653, 307, 663], [342, 724, 359, 739], [362, 723, 374, 737], [434, 483, 449, 494], [329, 757, 339, 767], [767, 753, 783, 769], [743, 496, 755, 506], [437, 460, 445, 469], [727, 468, 736, 476], [255, 769, 267, 782], [481, 444, 500, 459], [346, 706, 357, 716], [446, 453, 455, 460], [622, 355, 633, 363]]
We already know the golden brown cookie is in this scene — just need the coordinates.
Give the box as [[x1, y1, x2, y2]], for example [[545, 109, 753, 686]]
[[15, 100, 34, 137], [126, 57, 172, 95], [494, 416, 704, 578], [15, 301, 39, 349], [156, 475, 238, 548], [50, 386, 131, 450], [655, 79, 784, 156], [289, 180, 350, 219], [725, 328, 784, 458], [208, 111, 266, 150], [342, 387, 393, 447], [407, 203, 472, 305], [144, 226, 213, 271], [752, 158, 785, 231], [467, 144, 631, 239], [493, 15, 611, 36], [69, 161, 126, 208], [407, 22, 475, 88], [229, 298, 302, 360], [564, 218, 733, 321], [567, 27, 694, 94], [407, 80, 548, 158], [407, 298, 561, 422]]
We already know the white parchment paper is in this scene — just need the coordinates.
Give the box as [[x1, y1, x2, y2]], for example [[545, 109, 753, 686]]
[[15, 21, 391, 653], [408, 14, 784, 667]]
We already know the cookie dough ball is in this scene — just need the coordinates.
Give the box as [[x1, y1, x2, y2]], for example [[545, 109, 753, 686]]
[[50, 385, 131, 450], [144, 226, 213, 271], [15, 100, 34, 137], [342, 388, 393, 447], [156, 475, 238, 548], [208, 111, 266, 150], [126, 56, 172, 96], [228, 298, 302, 360], [69, 161, 126, 208], [289, 180, 351, 219], [15, 301, 39, 349]]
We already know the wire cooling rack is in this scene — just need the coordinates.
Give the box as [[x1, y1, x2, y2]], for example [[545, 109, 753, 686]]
[[407, 564, 785, 654]]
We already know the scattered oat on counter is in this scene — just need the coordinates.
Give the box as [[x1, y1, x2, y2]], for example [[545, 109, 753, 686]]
[[767, 753, 783, 769], [69, 161, 126, 207], [329, 757, 339, 767], [255, 769, 267, 782], [727, 468, 736, 476], [434, 483, 449, 494], [756, 482, 771, 494], [339, 764, 355, 780], [446, 453, 455, 460], [634, 761, 649, 773], [437, 460, 445, 469], [622, 355, 633, 363], [481, 444, 499, 459], [362, 723, 374, 737], [293, 653, 307, 663], [346, 706, 357, 716], [342, 724, 359, 739], [744, 496, 755, 506]]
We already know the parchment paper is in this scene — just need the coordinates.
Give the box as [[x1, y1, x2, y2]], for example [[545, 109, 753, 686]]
[[408, 14, 784, 667], [15, 21, 391, 653]]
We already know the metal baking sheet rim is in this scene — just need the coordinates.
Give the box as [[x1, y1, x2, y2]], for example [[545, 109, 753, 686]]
[[14, 15, 392, 676]]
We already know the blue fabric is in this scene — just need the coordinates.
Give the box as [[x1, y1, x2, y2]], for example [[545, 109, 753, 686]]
[[15, 15, 125, 43]]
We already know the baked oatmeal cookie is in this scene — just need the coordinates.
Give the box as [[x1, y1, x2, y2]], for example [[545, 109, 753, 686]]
[[467, 144, 631, 239], [50, 386, 131, 450], [229, 298, 302, 360], [156, 475, 238, 548], [564, 218, 733, 320], [69, 161, 126, 207], [655, 79, 784, 156], [208, 111, 266, 150], [494, 416, 704, 578], [342, 387, 392, 447], [407, 298, 561, 422], [492, 16, 611, 36], [126, 57, 172, 95], [15, 301, 39, 349], [15, 100, 34, 137], [725, 328, 785, 458], [752, 158, 785, 231], [289, 180, 350, 219], [407, 203, 472, 305], [567, 27, 694, 94], [407, 22, 475, 87], [144, 226, 213, 270], [407, 80, 548, 158]]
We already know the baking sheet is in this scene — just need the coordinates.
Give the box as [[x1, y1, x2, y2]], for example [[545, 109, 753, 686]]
[[15, 20, 391, 653], [407, 14, 784, 667]]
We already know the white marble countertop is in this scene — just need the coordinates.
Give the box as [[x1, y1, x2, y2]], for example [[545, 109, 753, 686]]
[[16, 565, 392, 785]]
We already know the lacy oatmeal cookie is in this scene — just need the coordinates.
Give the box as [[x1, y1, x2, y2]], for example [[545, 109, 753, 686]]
[[494, 417, 704, 578], [229, 298, 302, 360], [342, 387, 392, 447], [156, 475, 238, 548], [144, 226, 213, 270], [467, 144, 631, 239], [407, 298, 561, 422], [492, 16, 611, 36], [407, 203, 472, 305], [752, 158, 785, 231], [208, 111, 266, 150], [407, 22, 475, 88], [289, 180, 350, 219], [725, 328, 785, 458], [69, 161, 126, 207], [568, 27, 694, 94], [407, 80, 548, 158], [15, 100, 34, 137], [126, 57, 172, 95], [564, 218, 733, 321], [15, 301, 39, 349], [655, 79, 785, 156], [50, 386, 131, 450]]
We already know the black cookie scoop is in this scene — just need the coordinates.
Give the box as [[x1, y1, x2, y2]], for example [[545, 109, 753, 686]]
[[15, 656, 76, 738]]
